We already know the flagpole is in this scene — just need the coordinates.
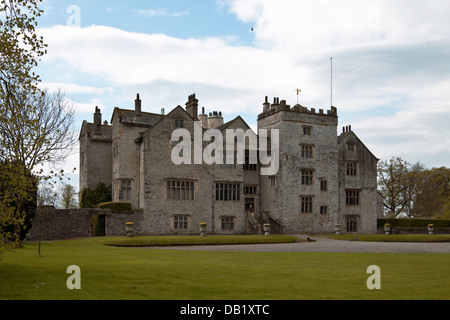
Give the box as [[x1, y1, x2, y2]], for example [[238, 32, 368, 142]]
[[330, 57, 333, 107]]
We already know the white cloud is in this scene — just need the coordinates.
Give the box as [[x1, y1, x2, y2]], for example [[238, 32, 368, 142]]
[[351, 104, 450, 166], [36, 1, 450, 168], [106, 7, 118, 13], [38, 25, 301, 111], [40, 82, 114, 96], [135, 8, 189, 17], [225, 0, 450, 51]]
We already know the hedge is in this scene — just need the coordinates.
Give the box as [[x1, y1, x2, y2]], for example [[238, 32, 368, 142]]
[[95, 201, 132, 213], [377, 218, 450, 228]]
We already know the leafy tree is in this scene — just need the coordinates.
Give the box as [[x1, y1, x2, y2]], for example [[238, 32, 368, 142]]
[[59, 183, 78, 209], [0, 1, 77, 254], [378, 157, 450, 218], [0, 160, 37, 245], [0, 89, 76, 172], [410, 167, 450, 218], [37, 182, 58, 207], [0, 0, 46, 101], [80, 182, 112, 209], [377, 157, 412, 217]]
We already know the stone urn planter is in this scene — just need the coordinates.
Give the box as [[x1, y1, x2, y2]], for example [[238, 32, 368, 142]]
[[125, 222, 134, 237], [263, 223, 271, 236], [199, 222, 207, 237], [334, 224, 341, 235], [384, 223, 391, 235], [427, 224, 434, 235]]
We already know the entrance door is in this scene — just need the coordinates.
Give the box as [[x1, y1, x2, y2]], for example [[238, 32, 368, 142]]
[[245, 198, 255, 214], [346, 215, 358, 233], [92, 214, 106, 236]]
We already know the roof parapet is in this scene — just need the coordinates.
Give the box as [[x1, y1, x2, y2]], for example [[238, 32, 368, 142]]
[[258, 96, 337, 119]]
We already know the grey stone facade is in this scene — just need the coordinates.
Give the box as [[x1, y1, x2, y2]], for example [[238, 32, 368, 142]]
[[79, 93, 381, 235]]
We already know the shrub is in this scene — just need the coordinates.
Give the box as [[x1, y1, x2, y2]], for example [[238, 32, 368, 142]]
[[377, 218, 450, 228], [79, 182, 111, 208], [96, 201, 131, 213]]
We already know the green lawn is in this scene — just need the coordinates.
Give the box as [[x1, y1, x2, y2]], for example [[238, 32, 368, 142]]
[[0, 237, 449, 300]]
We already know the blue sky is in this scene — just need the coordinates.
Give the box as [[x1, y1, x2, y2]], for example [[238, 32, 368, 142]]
[[32, 0, 450, 189], [39, 0, 254, 43]]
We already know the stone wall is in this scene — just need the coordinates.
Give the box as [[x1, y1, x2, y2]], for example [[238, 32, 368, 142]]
[[26, 207, 143, 241], [105, 209, 144, 237]]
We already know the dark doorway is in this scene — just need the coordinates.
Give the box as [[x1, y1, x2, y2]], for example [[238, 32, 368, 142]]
[[92, 214, 106, 236], [245, 198, 255, 213], [346, 215, 358, 233]]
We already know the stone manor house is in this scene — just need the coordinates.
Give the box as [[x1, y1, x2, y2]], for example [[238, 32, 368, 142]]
[[79, 93, 382, 235]]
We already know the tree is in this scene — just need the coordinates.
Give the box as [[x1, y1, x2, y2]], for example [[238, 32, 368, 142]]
[[0, 160, 37, 245], [0, 0, 46, 99], [378, 157, 450, 219], [410, 167, 450, 218], [37, 182, 58, 207], [377, 157, 412, 217], [59, 183, 77, 209], [80, 182, 112, 209], [1, 0, 46, 251], [0, 89, 76, 171], [0, 2, 79, 254]]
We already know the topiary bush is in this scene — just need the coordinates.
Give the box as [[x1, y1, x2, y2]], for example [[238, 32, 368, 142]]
[[96, 201, 131, 213], [377, 218, 450, 228]]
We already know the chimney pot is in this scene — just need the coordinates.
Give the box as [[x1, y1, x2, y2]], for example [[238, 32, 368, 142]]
[[135, 93, 142, 116]]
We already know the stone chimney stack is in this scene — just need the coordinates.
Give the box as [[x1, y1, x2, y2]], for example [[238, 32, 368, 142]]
[[198, 106, 208, 128], [263, 96, 270, 112], [94, 106, 102, 135], [185, 94, 199, 120], [207, 111, 224, 129], [135, 93, 142, 116]]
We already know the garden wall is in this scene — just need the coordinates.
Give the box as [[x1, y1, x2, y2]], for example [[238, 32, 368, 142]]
[[26, 206, 143, 241]]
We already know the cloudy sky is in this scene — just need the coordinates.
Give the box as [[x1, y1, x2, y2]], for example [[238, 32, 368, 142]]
[[34, 0, 450, 189]]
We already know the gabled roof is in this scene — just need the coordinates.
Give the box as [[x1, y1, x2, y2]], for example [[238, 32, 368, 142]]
[[111, 107, 164, 127], [338, 130, 379, 161], [216, 115, 254, 133], [78, 120, 112, 141], [148, 105, 195, 131]]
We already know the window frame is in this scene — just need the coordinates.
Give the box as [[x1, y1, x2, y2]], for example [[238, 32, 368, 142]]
[[221, 216, 235, 231], [320, 180, 327, 191], [215, 183, 241, 202], [166, 179, 196, 201], [346, 161, 358, 176], [174, 118, 185, 129], [346, 189, 360, 206], [300, 195, 313, 213], [300, 144, 314, 158], [302, 126, 312, 136], [301, 169, 314, 185], [173, 214, 189, 230]]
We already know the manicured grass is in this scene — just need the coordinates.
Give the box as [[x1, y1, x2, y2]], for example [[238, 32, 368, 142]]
[[325, 234, 450, 242], [0, 237, 449, 300], [103, 235, 299, 247]]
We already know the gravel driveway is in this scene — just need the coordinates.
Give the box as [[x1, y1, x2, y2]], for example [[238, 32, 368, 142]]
[[153, 235, 450, 253]]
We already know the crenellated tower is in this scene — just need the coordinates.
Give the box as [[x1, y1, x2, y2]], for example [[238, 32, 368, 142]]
[[258, 96, 339, 233]]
